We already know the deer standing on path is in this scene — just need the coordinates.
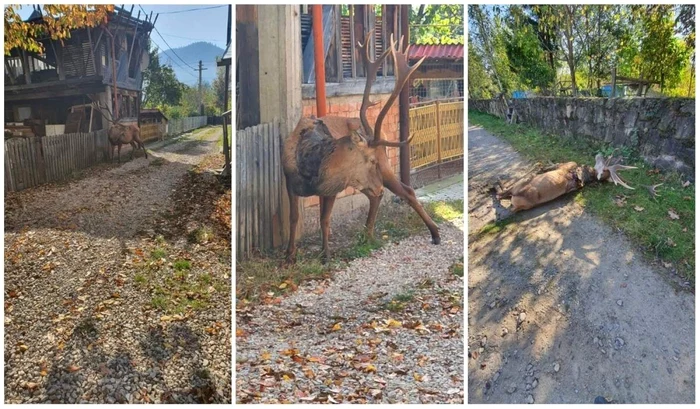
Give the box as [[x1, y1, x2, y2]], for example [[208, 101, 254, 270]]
[[282, 33, 440, 265], [89, 96, 148, 163]]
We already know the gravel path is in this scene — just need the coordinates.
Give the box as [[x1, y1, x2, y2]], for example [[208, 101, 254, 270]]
[[467, 125, 695, 404], [5, 127, 231, 404], [236, 196, 464, 403]]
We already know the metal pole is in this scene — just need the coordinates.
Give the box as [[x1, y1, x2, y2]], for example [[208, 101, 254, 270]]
[[312, 5, 327, 117]]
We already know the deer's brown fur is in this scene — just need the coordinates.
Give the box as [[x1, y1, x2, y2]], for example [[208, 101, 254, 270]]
[[107, 122, 147, 163], [497, 154, 635, 213], [282, 33, 439, 265]]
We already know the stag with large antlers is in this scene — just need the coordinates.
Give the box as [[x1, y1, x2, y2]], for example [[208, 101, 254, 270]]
[[88, 96, 147, 163], [282, 32, 440, 265], [495, 152, 637, 215]]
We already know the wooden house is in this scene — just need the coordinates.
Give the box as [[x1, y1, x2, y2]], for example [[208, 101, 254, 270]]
[[4, 6, 154, 137]]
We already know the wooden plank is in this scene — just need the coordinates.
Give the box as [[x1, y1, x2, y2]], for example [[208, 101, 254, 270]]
[[252, 126, 260, 252], [236, 129, 244, 258], [262, 123, 270, 251], [272, 120, 280, 248], [246, 127, 253, 258]]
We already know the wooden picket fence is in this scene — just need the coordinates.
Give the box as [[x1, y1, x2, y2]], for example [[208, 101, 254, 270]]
[[5, 129, 109, 192], [166, 116, 207, 136], [236, 120, 285, 260], [408, 100, 464, 170]]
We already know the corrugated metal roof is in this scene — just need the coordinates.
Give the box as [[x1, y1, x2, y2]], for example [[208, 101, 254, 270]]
[[409, 44, 463, 61]]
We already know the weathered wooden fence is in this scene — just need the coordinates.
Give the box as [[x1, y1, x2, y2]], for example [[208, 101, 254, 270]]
[[140, 123, 166, 142], [408, 100, 464, 170], [5, 129, 109, 192], [236, 120, 285, 260], [166, 116, 207, 136]]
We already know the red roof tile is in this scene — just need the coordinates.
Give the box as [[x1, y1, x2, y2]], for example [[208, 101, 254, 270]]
[[409, 44, 464, 61]]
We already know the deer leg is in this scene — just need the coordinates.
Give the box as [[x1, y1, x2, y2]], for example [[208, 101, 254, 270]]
[[385, 176, 440, 244], [117, 144, 122, 163], [130, 141, 137, 159], [362, 190, 383, 238], [319, 195, 336, 264], [284, 180, 299, 265], [141, 141, 148, 159]]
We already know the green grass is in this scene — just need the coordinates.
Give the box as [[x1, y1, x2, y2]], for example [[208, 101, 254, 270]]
[[150, 248, 167, 260], [173, 259, 192, 271], [470, 110, 695, 282], [450, 258, 464, 278]]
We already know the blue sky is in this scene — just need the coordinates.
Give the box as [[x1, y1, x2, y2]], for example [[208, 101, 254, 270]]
[[16, 4, 230, 51]]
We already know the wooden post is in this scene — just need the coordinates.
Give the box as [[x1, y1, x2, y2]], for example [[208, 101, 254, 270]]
[[237, 5, 261, 128], [611, 66, 617, 98], [398, 5, 410, 185], [312, 5, 327, 116], [435, 100, 442, 179], [349, 5, 356, 78], [258, 5, 303, 245], [335, 5, 343, 83]]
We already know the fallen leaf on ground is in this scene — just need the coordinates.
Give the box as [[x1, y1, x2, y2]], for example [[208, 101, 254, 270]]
[[668, 209, 680, 220], [331, 323, 342, 331], [66, 365, 80, 372], [633, 206, 644, 212]]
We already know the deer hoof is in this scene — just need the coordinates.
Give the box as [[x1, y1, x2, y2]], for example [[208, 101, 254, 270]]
[[431, 236, 441, 245]]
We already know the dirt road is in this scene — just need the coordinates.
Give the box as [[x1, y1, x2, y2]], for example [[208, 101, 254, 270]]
[[5, 127, 231, 403], [467, 125, 695, 404]]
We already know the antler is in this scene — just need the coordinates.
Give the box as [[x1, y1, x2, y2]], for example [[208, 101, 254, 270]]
[[595, 152, 637, 189], [357, 31, 426, 147], [370, 34, 425, 144], [357, 31, 392, 138]]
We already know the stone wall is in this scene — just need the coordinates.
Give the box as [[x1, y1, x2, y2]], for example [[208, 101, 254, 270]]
[[469, 97, 695, 175]]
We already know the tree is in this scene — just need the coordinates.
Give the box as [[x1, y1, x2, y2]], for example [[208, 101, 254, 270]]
[[467, 41, 496, 98], [533, 5, 582, 95], [410, 5, 463, 45], [142, 48, 184, 108], [640, 5, 689, 93], [4, 4, 113, 55], [503, 7, 556, 92], [212, 67, 231, 112]]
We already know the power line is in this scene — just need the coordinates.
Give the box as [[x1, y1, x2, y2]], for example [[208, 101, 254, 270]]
[[139, 5, 197, 71], [149, 40, 199, 79], [157, 31, 227, 43], [153, 5, 226, 15]]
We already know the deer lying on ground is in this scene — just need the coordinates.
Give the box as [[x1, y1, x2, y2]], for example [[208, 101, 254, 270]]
[[283, 33, 438, 265], [495, 153, 636, 215], [89, 96, 147, 163]]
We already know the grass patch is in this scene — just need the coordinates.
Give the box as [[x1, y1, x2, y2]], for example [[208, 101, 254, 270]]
[[384, 290, 415, 312], [470, 110, 695, 283], [450, 258, 464, 278], [189, 226, 214, 244], [134, 273, 148, 285], [151, 295, 168, 311], [173, 259, 192, 271], [150, 248, 167, 260]]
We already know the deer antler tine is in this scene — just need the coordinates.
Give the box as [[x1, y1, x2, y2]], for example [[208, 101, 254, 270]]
[[607, 164, 637, 189]]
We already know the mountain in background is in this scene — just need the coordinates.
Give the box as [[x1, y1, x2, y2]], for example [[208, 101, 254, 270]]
[[157, 41, 224, 86]]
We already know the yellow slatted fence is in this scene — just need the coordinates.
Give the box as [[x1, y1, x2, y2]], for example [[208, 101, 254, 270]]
[[408, 100, 464, 170]]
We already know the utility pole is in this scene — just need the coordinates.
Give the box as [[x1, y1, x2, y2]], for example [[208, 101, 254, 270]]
[[195, 60, 208, 115]]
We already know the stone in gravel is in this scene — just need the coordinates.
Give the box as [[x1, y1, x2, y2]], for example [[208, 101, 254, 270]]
[[527, 364, 533, 371], [519, 312, 527, 323], [487, 292, 492, 297], [614, 338, 625, 349], [106, 396, 116, 404], [527, 394, 534, 404], [553, 362, 560, 372], [507, 383, 517, 394], [601, 349, 606, 354], [481, 336, 487, 347], [501, 327, 509, 337], [531, 379, 538, 389], [490, 301, 496, 309], [617, 300, 623, 306], [492, 372, 500, 383]]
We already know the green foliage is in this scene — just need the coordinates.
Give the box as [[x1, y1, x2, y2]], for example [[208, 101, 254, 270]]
[[143, 48, 185, 108], [503, 9, 555, 90], [467, 42, 496, 99], [410, 5, 463, 45], [469, 5, 695, 97]]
